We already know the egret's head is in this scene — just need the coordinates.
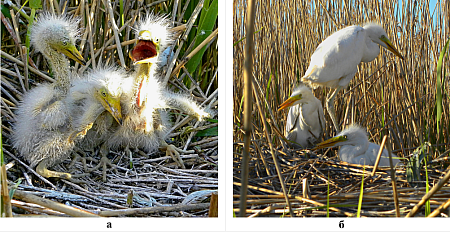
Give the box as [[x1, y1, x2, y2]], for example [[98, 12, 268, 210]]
[[278, 85, 314, 111], [363, 23, 403, 60], [312, 124, 367, 150], [88, 67, 126, 125], [129, 13, 173, 65], [31, 13, 86, 65]]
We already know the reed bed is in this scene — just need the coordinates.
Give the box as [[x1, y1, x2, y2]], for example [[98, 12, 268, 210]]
[[233, 0, 449, 217], [1, 0, 218, 217]]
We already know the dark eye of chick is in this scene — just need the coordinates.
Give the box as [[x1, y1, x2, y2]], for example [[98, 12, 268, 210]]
[[343, 135, 348, 139], [102, 91, 107, 97]]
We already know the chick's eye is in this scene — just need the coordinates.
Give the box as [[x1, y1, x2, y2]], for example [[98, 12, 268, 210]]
[[102, 91, 107, 97], [343, 135, 348, 139]]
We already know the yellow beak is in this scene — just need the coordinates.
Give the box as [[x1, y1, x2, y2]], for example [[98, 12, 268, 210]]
[[312, 135, 347, 151], [381, 37, 404, 60], [278, 96, 301, 111], [59, 44, 86, 66], [100, 96, 123, 126]]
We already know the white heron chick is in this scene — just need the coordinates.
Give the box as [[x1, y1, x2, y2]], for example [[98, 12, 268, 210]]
[[313, 124, 402, 167], [12, 12, 86, 179], [301, 23, 403, 132], [278, 85, 325, 148], [121, 13, 211, 169], [11, 68, 123, 179]]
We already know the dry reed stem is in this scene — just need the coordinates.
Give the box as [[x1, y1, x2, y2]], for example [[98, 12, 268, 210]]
[[2, 0, 217, 217], [234, 0, 449, 217]]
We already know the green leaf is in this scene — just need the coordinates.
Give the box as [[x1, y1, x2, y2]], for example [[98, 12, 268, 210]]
[[185, 0, 218, 74], [1, 5, 11, 18], [195, 126, 218, 137], [406, 142, 430, 186], [436, 37, 449, 143], [207, 118, 218, 123], [29, 0, 42, 9], [233, 27, 263, 47], [357, 166, 365, 218]]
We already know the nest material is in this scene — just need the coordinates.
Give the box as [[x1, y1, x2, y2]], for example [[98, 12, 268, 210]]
[[1, 0, 218, 217], [233, 147, 450, 217]]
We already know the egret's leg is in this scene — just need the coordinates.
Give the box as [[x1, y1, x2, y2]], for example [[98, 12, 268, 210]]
[[159, 141, 194, 169], [84, 143, 117, 182], [36, 158, 89, 180], [326, 86, 343, 132]]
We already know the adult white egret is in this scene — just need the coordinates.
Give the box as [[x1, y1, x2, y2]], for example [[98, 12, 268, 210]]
[[278, 85, 325, 148], [301, 23, 403, 132], [313, 124, 402, 167]]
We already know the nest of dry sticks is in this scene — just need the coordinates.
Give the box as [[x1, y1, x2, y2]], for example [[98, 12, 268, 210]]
[[233, 145, 450, 217], [1, 0, 218, 217]]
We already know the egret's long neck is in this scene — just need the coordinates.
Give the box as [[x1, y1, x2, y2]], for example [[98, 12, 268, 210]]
[[300, 102, 320, 130], [361, 37, 380, 62], [134, 63, 156, 107], [135, 63, 153, 81], [46, 49, 71, 94]]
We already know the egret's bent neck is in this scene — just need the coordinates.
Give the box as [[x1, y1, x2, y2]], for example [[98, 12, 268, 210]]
[[46, 49, 71, 93], [361, 35, 380, 62]]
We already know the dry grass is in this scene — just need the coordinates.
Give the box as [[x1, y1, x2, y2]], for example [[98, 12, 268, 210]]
[[233, 0, 450, 217], [1, 0, 218, 217]]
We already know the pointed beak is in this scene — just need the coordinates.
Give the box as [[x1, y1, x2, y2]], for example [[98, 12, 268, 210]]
[[312, 135, 347, 151], [101, 96, 123, 126], [60, 44, 86, 66], [381, 37, 404, 60], [278, 96, 301, 111]]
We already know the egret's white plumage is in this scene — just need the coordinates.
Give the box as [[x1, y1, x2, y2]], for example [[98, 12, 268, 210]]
[[278, 85, 325, 148], [98, 13, 211, 169], [301, 23, 403, 131], [12, 12, 86, 178], [313, 124, 402, 167]]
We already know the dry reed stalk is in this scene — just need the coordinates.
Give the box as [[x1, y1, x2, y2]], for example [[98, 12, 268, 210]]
[[1, 0, 217, 217], [234, 0, 449, 217]]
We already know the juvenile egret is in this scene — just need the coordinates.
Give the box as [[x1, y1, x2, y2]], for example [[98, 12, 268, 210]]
[[301, 23, 403, 132], [12, 68, 123, 179], [278, 85, 325, 148], [107, 13, 210, 169], [12, 12, 87, 178], [313, 124, 401, 167]]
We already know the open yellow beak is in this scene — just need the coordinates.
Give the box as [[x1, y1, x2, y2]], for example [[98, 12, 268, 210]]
[[381, 37, 404, 60], [59, 44, 86, 66], [312, 135, 347, 151], [278, 96, 301, 111], [100, 96, 123, 126]]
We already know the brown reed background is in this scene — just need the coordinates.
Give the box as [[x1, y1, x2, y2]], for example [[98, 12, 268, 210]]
[[234, 0, 449, 161], [233, 0, 450, 216]]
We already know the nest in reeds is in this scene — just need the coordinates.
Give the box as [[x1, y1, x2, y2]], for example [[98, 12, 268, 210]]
[[233, 146, 450, 217], [1, 1, 218, 217]]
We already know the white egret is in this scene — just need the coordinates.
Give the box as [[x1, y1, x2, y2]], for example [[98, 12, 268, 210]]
[[12, 12, 87, 179], [278, 85, 325, 148], [313, 124, 402, 167], [106, 13, 210, 169], [301, 23, 403, 132]]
